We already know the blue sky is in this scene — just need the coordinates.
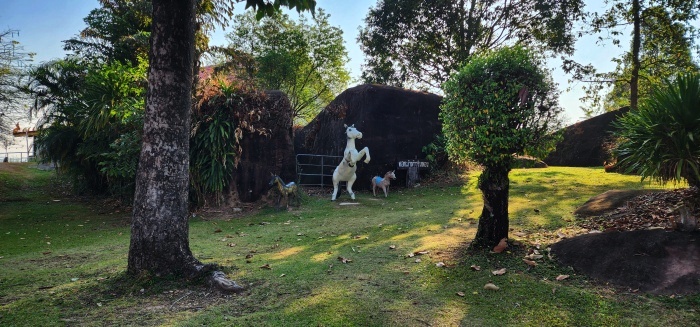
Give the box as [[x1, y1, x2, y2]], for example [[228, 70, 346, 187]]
[[1, 0, 626, 125]]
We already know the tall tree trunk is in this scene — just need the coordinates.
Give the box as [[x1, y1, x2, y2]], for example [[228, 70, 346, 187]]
[[630, 0, 641, 110], [128, 0, 201, 276], [472, 164, 510, 249]]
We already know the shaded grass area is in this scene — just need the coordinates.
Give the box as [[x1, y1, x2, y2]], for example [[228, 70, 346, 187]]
[[1, 163, 698, 326]]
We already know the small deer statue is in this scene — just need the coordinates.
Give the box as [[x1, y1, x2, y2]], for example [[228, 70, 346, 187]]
[[268, 174, 300, 210], [371, 170, 396, 198]]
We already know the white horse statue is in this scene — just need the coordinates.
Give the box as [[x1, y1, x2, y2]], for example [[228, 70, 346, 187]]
[[332, 124, 371, 201]]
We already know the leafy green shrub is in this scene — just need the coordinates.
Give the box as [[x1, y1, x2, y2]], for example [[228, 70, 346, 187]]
[[613, 73, 700, 187], [33, 58, 146, 198], [98, 128, 142, 200], [190, 73, 270, 205], [440, 45, 562, 247], [421, 134, 449, 172]]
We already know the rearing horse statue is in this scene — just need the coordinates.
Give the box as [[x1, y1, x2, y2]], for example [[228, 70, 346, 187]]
[[332, 124, 371, 201]]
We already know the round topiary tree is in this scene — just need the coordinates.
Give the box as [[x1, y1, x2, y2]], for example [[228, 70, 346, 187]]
[[613, 73, 700, 188], [440, 45, 562, 249]]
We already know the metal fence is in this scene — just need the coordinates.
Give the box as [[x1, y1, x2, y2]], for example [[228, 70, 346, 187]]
[[295, 154, 343, 187], [2, 152, 36, 163]]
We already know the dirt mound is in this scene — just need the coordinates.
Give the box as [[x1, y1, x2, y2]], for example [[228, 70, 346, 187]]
[[577, 188, 699, 232], [551, 230, 700, 295], [552, 188, 700, 295], [545, 107, 630, 167], [573, 189, 660, 217]]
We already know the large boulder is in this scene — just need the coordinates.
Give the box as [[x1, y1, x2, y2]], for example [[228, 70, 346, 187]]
[[296, 84, 443, 190], [545, 107, 630, 167], [231, 90, 296, 203]]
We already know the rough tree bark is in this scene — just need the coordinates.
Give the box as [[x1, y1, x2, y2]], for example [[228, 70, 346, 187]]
[[127, 0, 313, 290], [127, 0, 202, 277], [630, 0, 641, 110], [472, 164, 511, 249]]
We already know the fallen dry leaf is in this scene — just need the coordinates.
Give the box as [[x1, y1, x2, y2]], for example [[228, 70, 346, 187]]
[[259, 264, 271, 270], [436, 262, 446, 267], [338, 256, 353, 263], [484, 283, 500, 291], [524, 254, 544, 260], [470, 265, 481, 271], [523, 259, 538, 267], [492, 268, 507, 276], [456, 292, 466, 297], [578, 187, 699, 232], [556, 274, 570, 281], [389, 245, 396, 250], [493, 238, 508, 253]]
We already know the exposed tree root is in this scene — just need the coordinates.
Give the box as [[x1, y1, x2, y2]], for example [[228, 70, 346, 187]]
[[209, 270, 246, 293]]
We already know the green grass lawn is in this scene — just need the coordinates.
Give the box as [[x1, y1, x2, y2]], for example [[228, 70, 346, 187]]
[[1, 163, 698, 326]]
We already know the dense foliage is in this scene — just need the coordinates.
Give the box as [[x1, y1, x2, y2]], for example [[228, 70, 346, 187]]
[[27, 0, 296, 201], [215, 9, 349, 125], [32, 58, 147, 197], [567, 0, 699, 114], [441, 46, 562, 168], [441, 45, 562, 247], [613, 73, 700, 188], [63, 0, 152, 65], [191, 73, 271, 205], [359, 0, 584, 90]]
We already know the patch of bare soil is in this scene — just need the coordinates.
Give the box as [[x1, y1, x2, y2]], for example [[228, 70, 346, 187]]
[[577, 188, 699, 232], [551, 188, 700, 295], [0, 162, 31, 175], [573, 189, 661, 218]]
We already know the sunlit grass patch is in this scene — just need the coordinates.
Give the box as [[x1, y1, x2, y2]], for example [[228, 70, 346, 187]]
[[2, 163, 698, 326]]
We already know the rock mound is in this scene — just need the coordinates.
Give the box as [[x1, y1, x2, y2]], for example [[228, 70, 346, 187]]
[[513, 155, 548, 169], [232, 90, 295, 203], [296, 84, 443, 189], [545, 107, 630, 167]]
